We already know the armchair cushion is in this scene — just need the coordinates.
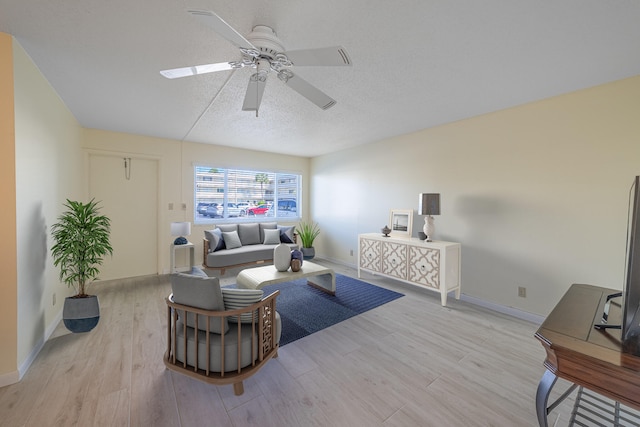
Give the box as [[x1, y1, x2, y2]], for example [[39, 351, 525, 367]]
[[170, 273, 229, 334]]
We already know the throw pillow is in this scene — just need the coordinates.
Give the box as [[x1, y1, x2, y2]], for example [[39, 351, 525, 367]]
[[171, 273, 229, 334], [221, 230, 242, 249], [259, 222, 278, 242], [278, 225, 295, 243], [216, 223, 238, 233], [204, 228, 225, 252], [238, 223, 261, 246], [263, 228, 281, 245], [221, 288, 264, 323]]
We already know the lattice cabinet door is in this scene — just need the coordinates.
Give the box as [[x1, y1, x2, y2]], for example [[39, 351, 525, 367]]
[[359, 238, 381, 272], [382, 241, 408, 279], [408, 246, 440, 289]]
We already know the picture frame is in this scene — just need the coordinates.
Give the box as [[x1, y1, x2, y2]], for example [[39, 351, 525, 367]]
[[389, 209, 413, 237]]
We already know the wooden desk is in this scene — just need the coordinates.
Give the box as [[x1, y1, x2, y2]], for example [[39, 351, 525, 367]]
[[535, 283, 640, 426]]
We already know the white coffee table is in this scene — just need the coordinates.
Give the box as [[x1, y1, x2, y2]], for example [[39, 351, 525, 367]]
[[236, 261, 336, 295]]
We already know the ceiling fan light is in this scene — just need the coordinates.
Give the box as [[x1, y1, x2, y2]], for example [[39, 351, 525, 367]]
[[277, 69, 294, 83]]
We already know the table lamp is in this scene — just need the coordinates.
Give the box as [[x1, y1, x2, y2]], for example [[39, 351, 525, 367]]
[[418, 193, 440, 242], [171, 222, 191, 245]]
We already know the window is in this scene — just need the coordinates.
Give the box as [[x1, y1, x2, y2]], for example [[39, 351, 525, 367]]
[[194, 166, 301, 223]]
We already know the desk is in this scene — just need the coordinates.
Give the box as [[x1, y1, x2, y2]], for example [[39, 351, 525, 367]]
[[535, 283, 640, 426], [170, 242, 194, 273]]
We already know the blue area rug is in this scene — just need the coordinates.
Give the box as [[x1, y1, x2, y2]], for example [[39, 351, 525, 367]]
[[257, 274, 404, 346]]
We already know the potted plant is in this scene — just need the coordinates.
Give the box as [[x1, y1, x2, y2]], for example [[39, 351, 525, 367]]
[[51, 199, 113, 333], [297, 221, 320, 260]]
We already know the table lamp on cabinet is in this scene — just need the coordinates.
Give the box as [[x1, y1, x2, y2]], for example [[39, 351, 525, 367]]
[[418, 193, 440, 242]]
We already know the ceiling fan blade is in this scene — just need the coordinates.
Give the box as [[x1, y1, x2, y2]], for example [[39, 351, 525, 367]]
[[160, 62, 235, 79], [188, 9, 257, 52], [242, 74, 267, 111], [283, 73, 337, 110], [284, 46, 352, 66]]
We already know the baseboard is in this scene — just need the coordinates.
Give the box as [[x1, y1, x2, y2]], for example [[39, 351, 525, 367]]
[[319, 255, 545, 324], [17, 308, 63, 382], [459, 294, 545, 325]]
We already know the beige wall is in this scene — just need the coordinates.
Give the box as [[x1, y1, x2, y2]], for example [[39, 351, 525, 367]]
[[312, 75, 640, 317], [83, 130, 310, 275], [0, 33, 18, 385], [13, 37, 84, 374]]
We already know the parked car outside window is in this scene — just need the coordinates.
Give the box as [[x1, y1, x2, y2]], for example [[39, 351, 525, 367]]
[[197, 202, 214, 216], [266, 199, 298, 217], [205, 203, 221, 218], [246, 204, 269, 216]]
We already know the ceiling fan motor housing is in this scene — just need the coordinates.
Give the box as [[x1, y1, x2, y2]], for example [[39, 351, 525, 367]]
[[246, 25, 285, 60]]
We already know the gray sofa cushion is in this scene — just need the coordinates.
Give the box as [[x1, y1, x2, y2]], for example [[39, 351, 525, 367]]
[[216, 223, 238, 233], [238, 223, 261, 246], [205, 243, 298, 268], [222, 230, 242, 249], [170, 273, 229, 334]]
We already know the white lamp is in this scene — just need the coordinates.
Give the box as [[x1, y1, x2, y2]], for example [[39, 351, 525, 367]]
[[171, 222, 191, 245], [418, 193, 440, 242]]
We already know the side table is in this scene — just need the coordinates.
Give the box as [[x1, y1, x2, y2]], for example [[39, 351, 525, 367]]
[[170, 242, 194, 273]]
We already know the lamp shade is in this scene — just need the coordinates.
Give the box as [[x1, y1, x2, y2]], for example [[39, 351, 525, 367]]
[[170, 222, 191, 237], [418, 193, 440, 216]]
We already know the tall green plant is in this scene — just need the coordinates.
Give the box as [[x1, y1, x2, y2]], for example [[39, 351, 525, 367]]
[[298, 221, 320, 248], [51, 199, 113, 297]]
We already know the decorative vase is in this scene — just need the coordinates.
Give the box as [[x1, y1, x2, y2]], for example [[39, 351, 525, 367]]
[[291, 258, 302, 272], [382, 225, 391, 237], [301, 247, 315, 260], [274, 243, 292, 271], [63, 295, 100, 333], [291, 249, 303, 266]]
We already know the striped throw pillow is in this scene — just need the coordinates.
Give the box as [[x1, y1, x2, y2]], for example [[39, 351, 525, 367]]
[[221, 288, 264, 323]]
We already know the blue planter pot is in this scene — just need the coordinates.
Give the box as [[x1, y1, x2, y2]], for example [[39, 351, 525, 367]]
[[301, 247, 315, 260], [63, 295, 100, 333]]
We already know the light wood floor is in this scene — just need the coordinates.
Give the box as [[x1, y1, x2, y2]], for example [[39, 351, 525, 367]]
[[0, 260, 579, 426]]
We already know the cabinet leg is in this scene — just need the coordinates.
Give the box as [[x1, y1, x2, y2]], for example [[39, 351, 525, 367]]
[[441, 291, 447, 306]]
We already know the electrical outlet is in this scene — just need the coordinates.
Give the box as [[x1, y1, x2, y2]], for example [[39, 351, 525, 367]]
[[518, 287, 527, 298], [53, 293, 56, 306]]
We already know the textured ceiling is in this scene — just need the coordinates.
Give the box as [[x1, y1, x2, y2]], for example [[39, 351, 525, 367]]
[[1, 0, 639, 157]]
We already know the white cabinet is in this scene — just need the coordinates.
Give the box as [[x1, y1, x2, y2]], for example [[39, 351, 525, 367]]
[[358, 233, 461, 306]]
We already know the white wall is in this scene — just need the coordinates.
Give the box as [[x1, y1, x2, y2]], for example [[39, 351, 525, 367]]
[[311, 76, 640, 317], [13, 39, 84, 371]]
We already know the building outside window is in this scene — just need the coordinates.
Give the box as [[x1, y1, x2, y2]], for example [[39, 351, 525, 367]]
[[194, 166, 301, 223]]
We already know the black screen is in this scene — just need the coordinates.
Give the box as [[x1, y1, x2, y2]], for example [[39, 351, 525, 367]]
[[623, 176, 640, 355]]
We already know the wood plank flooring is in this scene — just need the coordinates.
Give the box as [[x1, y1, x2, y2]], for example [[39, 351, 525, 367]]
[[0, 261, 579, 426]]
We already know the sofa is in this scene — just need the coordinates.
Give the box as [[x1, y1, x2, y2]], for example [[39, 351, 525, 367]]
[[203, 222, 298, 274], [164, 267, 281, 395]]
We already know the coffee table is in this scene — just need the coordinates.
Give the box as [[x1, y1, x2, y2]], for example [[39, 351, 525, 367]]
[[236, 261, 336, 295]]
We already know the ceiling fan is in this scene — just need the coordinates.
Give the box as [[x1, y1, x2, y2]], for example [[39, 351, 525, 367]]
[[160, 10, 352, 113]]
